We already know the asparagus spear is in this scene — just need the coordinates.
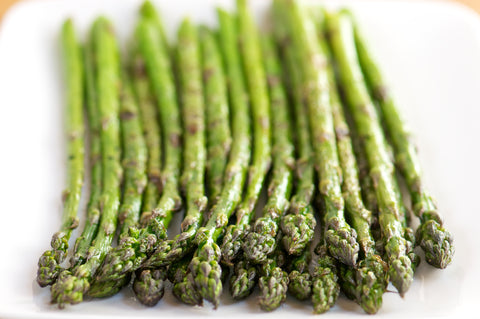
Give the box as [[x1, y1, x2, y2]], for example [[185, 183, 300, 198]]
[[140, 1, 169, 52], [70, 32, 101, 270], [276, 0, 358, 267], [326, 10, 414, 296], [87, 65, 148, 298], [276, 23, 316, 256], [131, 49, 162, 217], [200, 26, 232, 204], [173, 9, 251, 307], [221, 0, 272, 265], [117, 69, 148, 239], [351, 15, 454, 269], [243, 34, 294, 264], [93, 14, 182, 285], [163, 19, 208, 263], [37, 19, 84, 287], [135, 18, 208, 306], [119, 48, 164, 306], [257, 235, 289, 312], [50, 17, 122, 307], [310, 12, 388, 313]]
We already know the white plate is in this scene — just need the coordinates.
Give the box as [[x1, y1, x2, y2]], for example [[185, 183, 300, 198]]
[[0, 0, 479, 318]]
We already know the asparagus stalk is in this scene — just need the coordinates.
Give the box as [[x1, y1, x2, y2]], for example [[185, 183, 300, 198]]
[[395, 170, 421, 271], [70, 32, 101, 270], [173, 9, 251, 307], [131, 49, 162, 217], [276, 0, 358, 267], [117, 69, 148, 239], [243, 34, 294, 264], [200, 26, 232, 204], [276, 23, 316, 256], [37, 19, 84, 287], [50, 17, 122, 307], [326, 10, 414, 296], [351, 15, 454, 269], [93, 13, 182, 285], [221, 0, 272, 265], [164, 19, 208, 263]]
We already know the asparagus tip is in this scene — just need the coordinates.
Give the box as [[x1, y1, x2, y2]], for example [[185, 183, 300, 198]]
[[281, 211, 316, 256], [220, 225, 245, 265], [258, 267, 289, 312], [288, 270, 312, 301], [230, 260, 257, 300], [143, 239, 173, 268], [388, 256, 414, 297], [417, 219, 454, 269], [191, 243, 223, 308], [311, 247, 340, 314], [95, 244, 143, 283], [340, 255, 387, 314], [165, 230, 197, 262], [173, 273, 203, 306], [37, 252, 62, 287], [243, 217, 277, 263], [50, 270, 87, 308], [132, 268, 167, 307], [88, 274, 130, 298], [325, 218, 359, 267]]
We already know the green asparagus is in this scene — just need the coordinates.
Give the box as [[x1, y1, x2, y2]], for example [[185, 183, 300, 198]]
[[312, 11, 388, 313], [200, 26, 232, 204], [93, 13, 181, 285], [257, 236, 289, 311], [88, 66, 148, 298], [229, 260, 257, 300], [311, 244, 340, 314], [51, 17, 122, 307], [172, 8, 251, 307], [277, 24, 316, 256], [70, 32, 101, 270], [131, 48, 162, 217], [276, 0, 359, 267], [37, 19, 85, 287], [287, 243, 312, 301], [117, 69, 148, 239], [221, 0, 272, 266], [133, 267, 167, 307], [164, 19, 208, 263], [326, 10, 414, 295], [351, 15, 454, 269], [243, 34, 294, 264]]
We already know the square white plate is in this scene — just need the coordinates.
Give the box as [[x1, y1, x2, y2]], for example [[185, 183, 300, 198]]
[[0, 0, 479, 318]]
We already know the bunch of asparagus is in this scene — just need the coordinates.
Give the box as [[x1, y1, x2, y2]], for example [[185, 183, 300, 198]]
[[36, 0, 454, 314]]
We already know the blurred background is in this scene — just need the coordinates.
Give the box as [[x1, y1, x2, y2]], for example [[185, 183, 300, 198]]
[[0, 0, 479, 21]]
